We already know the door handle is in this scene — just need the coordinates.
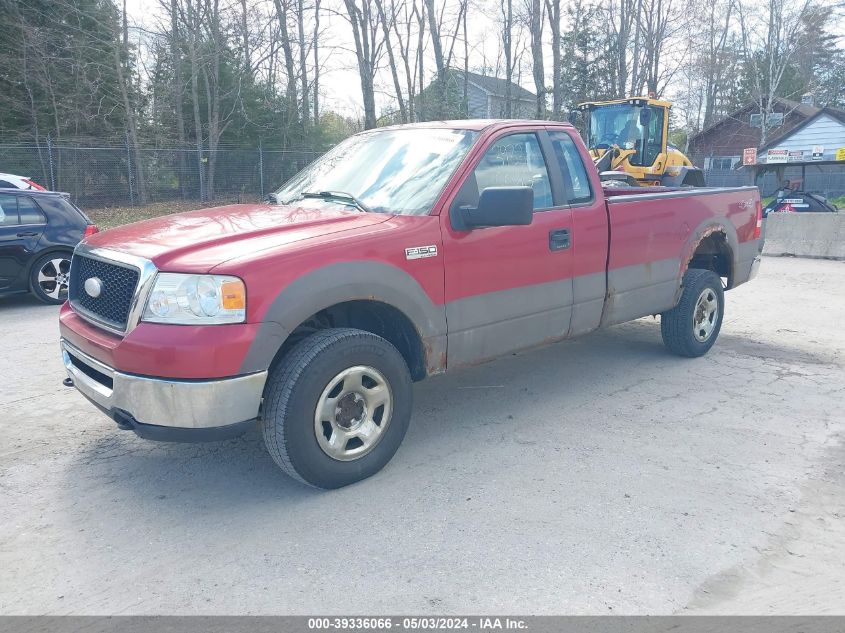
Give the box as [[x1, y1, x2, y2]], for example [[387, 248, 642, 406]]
[[17, 231, 39, 237], [549, 228, 571, 251]]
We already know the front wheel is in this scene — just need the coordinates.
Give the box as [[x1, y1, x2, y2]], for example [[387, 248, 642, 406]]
[[261, 328, 412, 489], [660, 269, 724, 357]]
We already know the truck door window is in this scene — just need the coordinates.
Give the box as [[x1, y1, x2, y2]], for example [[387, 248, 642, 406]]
[[548, 131, 593, 204], [470, 133, 553, 210]]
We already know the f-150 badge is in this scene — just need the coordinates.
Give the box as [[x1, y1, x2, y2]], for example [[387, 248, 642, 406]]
[[405, 245, 438, 260]]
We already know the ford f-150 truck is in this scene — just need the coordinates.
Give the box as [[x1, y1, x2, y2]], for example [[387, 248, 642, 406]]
[[59, 120, 763, 488]]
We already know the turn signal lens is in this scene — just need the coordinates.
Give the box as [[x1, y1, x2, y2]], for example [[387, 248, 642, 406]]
[[221, 280, 246, 310], [754, 200, 763, 239]]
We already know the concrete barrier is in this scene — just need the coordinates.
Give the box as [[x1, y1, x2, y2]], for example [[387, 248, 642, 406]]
[[762, 212, 845, 259]]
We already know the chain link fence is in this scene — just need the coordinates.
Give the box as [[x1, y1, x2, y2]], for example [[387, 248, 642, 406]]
[[0, 139, 323, 208], [704, 167, 845, 199]]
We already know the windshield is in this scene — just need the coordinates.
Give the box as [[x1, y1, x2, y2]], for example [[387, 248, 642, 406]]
[[273, 128, 479, 215], [588, 104, 664, 167]]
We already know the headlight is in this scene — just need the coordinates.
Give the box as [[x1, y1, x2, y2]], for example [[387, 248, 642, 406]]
[[142, 273, 246, 324]]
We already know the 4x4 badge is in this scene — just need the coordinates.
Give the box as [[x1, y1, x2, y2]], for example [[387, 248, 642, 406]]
[[405, 245, 438, 260]]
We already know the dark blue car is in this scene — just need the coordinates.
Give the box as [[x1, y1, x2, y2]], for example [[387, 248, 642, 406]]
[[0, 189, 97, 304]]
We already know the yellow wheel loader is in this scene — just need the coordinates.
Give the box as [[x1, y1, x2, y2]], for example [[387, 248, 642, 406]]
[[574, 97, 705, 187]]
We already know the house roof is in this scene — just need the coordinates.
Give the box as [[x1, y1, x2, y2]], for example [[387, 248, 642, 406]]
[[688, 97, 827, 146], [448, 69, 536, 102]]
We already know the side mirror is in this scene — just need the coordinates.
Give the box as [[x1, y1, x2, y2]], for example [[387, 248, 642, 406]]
[[639, 107, 652, 126], [454, 187, 534, 230]]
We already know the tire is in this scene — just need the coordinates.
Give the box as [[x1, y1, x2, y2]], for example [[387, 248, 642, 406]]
[[29, 251, 73, 305], [660, 268, 724, 358], [261, 328, 413, 489]]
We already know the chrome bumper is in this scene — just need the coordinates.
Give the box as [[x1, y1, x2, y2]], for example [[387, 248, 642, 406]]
[[61, 339, 267, 430]]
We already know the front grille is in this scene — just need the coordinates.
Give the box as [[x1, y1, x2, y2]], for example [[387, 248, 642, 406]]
[[69, 255, 140, 331]]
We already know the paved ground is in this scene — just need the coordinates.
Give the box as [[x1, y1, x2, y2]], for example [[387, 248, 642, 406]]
[[0, 256, 843, 615]]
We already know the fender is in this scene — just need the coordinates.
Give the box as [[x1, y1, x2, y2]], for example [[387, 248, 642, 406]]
[[678, 218, 739, 298], [239, 261, 447, 375]]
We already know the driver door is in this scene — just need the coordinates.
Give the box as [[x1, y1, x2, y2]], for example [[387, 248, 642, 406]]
[[439, 130, 574, 367]]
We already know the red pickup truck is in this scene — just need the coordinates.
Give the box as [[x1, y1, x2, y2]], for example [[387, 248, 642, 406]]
[[60, 120, 762, 488]]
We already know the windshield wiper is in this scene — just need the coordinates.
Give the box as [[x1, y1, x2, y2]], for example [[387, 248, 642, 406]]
[[300, 190, 370, 212]]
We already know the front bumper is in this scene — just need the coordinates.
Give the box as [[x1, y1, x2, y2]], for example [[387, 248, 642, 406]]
[[61, 339, 267, 442]]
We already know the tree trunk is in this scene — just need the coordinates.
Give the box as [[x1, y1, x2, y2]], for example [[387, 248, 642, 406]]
[[374, 0, 408, 122], [417, 1, 425, 120], [240, 0, 251, 73], [502, 0, 513, 117], [313, 0, 321, 124], [424, 0, 446, 115], [171, 0, 188, 198], [463, 2, 468, 116], [112, 15, 147, 204], [273, 0, 300, 127], [530, 0, 545, 117], [545, 0, 561, 117], [297, 0, 309, 128], [344, 0, 377, 129]]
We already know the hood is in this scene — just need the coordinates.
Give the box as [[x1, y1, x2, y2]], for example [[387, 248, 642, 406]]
[[84, 203, 392, 272]]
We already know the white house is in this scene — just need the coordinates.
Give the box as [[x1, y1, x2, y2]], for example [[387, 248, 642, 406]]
[[761, 108, 845, 161]]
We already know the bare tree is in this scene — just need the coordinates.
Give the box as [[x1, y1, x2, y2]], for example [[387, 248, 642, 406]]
[[738, 0, 815, 145], [297, 0, 309, 128], [697, 0, 736, 127], [500, 0, 514, 116], [114, 1, 148, 203], [528, 0, 545, 116], [423, 0, 447, 114], [313, 0, 321, 123], [375, 0, 409, 121], [273, 0, 300, 126], [344, 0, 382, 128], [168, 0, 189, 197], [603, 0, 635, 97], [544, 0, 562, 116]]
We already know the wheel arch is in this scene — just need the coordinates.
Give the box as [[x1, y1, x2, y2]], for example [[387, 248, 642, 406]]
[[240, 261, 447, 381], [25, 245, 74, 278], [271, 300, 430, 381], [681, 222, 739, 291]]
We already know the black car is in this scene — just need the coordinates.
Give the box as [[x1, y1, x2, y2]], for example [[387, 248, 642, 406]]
[[0, 189, 97, 304], [763, 188, 839, 218]]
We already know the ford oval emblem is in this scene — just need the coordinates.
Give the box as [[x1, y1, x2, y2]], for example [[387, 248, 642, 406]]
[[84, 277, 103, 298]]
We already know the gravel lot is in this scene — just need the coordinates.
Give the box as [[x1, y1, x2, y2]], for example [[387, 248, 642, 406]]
[[1, 256, 843, 615]]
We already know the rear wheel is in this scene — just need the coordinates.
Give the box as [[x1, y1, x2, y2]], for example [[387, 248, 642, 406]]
[[661, 269, 724, 357], [261, 328, 412, 489], [29, 251, 72, 304]]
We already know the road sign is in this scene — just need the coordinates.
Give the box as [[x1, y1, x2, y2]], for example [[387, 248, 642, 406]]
[[742, 148, 757, 165]]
